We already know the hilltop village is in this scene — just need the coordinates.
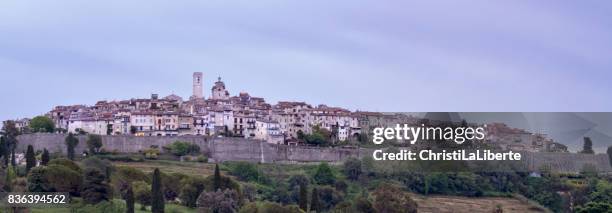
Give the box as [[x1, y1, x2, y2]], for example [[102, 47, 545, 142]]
[[10, 72, 567, 152]]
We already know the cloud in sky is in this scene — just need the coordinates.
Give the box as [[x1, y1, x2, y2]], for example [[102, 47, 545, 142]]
[[1, 0, 611, 121]]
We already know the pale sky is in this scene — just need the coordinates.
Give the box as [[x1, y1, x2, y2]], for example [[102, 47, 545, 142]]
[[1, 1, 611, 123]]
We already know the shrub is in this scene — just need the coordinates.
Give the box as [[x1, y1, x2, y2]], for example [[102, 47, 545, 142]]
[[27, 164, 83, 196], [82, 157, 113, 179], [27, 167, 51, 192], [144, 149, 159, 160], [165, 141, 200, 156], [111, 166, 150, 198], [179, 177, 207, 208], [74, 200, 127, 213], [113, 166, 150, 183], [159, 171, 188, 202], [229, 162, 261, 182], [197, 189, 240, 213], [353, 194, 376, 213], [49, 158, 82, 173], [98, 154, 144, 162], [238, 202, 304, 213], [133, 181, 152, 210], [373, 183, 417, 213], [197, 155, 208, 163]]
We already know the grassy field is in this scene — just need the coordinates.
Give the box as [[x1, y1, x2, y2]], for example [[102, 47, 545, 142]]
[[412, 194, 550, 213], [115, 159, 215, 176], [114, 159, 320, 179], [28, 199, 196, 213]]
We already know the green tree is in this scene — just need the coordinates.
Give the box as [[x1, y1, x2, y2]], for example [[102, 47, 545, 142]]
[[27, 164, 83, 195], [373, 183, 418, 213], [304, 126, 331, 146], [314, 162, 335, 185], [125, 185, 135, 213], [82, 168, 110, 204], [317, 186, 344, 211], [298, 182, 308, 211], [166, 141, 200, 156], [197, 189, 240, 213], [343, 157, 362, 181], [575, 202, 612, 213], [65, 133, 79, 160], [2, 120, 20, 148], [10, 148, 15, 167], [2, 121, 19, 167], [82, 157, 113, 183], [27, 167, 50, 192], [41, 148, 50, 165], [25, 145, 36, 172], [86, 134, 103, 154], [229, 162, 260, 182], [151, 168, 165, 213], [213, 164, 221, 191], [288, 174, 309, 190], [580, 137, 595, 154], [0, 137, 7, 166], [179, 177, 206, 208], [29, 116, 55, 133], [589, 180, 612, 203], [133, 181, 152, 210], [311, 187, 320, 213]]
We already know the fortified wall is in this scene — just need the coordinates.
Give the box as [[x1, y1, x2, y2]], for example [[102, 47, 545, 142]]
[[16, 134, 612, 173], [15, 133, 361, 163]]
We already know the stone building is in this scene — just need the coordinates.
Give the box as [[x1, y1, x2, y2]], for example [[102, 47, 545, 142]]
[[211, 77, 230, 100], [191, 72, 204, 100]]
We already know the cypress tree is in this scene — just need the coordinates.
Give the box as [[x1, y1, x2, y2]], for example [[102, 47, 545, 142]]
[[311, 187, 320, 213], [581, 137, 595, 154], [65, 133, 79, 160], [126, 185, 135, 213], [25, 145, 36, 172], [0, 137, 7, 167], [0, 137, 5, 165], [41, 149, 50, 166], [299, 182, 308, 211], [607, 146, 612, 167], [151, 168, 164, 213], [10, 148, 16, 167], [213, 164, 221, 191]]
